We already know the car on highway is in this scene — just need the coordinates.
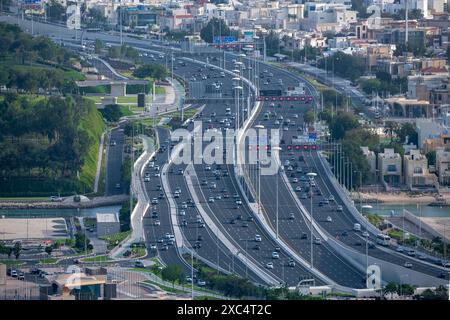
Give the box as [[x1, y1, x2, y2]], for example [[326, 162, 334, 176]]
[[110, 140, 116, 146], [179, 210, 186, 216], [49, 196, 63, 202], [144, 176, 151, 182], [326, 216, 332, 222], [289, 213, 295, 220], [235, 199, 242, 205], [362, 231, 369, 237], [208, 197, 215, 203], [266, 262, 274, 269], [336, 205, 343, 212], [272, 252, 280, 259], [313, 237, 322, 245], [115, 183, 121, 189], [150, 244, 157, 250], [255, 235, 262, 242], [181, 202, 188, 209], [404, 262, 413, 268], [301, 233, 307, 239], [151, 198, 158, 204], [328, 195, 335, 202], [288, 259, 296, 267], [10, 270, 18, 278], [153, 220, 160, 226]]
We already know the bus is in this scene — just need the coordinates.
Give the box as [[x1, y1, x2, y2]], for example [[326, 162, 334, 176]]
[[376, 233, 391, 246]]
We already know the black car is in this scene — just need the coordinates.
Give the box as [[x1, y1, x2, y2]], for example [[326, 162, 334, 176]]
[[253, 245, 260, 250], [300, 233, 307, 239], [247, 216, 254, 222], [342, 231, 349, 236], [197, 235, 203, 242], [354, 241, 363, 246]]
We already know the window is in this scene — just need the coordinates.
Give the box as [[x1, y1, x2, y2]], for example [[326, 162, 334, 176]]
[[387, 164, 397, 172], [414, 167, 423, 174]]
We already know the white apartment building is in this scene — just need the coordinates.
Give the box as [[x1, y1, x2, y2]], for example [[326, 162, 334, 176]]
[[378, 148, 403, 186], [403, 149, 437, 189], [302, 3, 357, 32]]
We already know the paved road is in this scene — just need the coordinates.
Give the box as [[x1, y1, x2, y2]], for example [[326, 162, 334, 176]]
[[105, 125, 125, 196]]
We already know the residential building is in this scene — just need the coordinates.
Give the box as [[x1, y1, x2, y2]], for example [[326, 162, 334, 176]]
[[416, 118, 447, 149], [117, 5, 158, 29], [436, 147, 450, 186], [403, 149, 437, 189], [378, 148, 403, 187]]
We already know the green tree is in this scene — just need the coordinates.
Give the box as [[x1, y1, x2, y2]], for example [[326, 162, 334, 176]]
[[133, 64, 168, 80], [200, 18, 235, 44], [45, 245, 53, 256], [47, 0, 66, 22], [13, 241, 21, 259], [94, 38, 103, 54], [384, 121, 399, 143], [318, 51, 366, 81], [100, 104, 122, 122], [161, 264, 184, 288], [329, 112, 360, 140], [384, 282, 398, 294], [304, 109, 315, 125], [426, 150, 436, 166], [395, 122, 418, 145]]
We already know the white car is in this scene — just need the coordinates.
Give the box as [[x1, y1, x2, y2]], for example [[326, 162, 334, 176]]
[[197, 280, 206, 286], [326, 216, 332, 222], [266, 262, 274, 269], [362, 231, 369, 237], [235, 199, 242, 205], [272, 252, 280, 259], [404, 262, 413, 268], [179, 210, 186, 216], [255, 235, 262, 242], [153, 220, 160, 226], [151, 198, 158, 204], [150, 244, 157, 250], [208, 197, 215, 203], [181, 202, 187, 209]]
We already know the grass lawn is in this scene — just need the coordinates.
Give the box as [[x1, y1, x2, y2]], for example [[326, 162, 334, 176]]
[[100, 230, 131, 250], [119, 105, 134, 116], [155, 86, 165, 95], [143, 279, 186, 295], [81, 255, 113, 263], [39, 258, 58, 264], [132, 247, 146, 258], [117, 96, 137, 104], [85, 96, 103, 104]]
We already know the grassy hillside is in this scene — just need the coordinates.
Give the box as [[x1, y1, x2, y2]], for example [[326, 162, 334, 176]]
[[78, 98, 106, 192]]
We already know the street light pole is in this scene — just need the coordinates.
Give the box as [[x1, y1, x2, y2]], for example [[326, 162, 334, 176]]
[[307, 172, 317, 269]]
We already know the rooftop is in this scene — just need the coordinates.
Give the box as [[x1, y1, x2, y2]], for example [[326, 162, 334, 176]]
[[96, 213, 119, 223]]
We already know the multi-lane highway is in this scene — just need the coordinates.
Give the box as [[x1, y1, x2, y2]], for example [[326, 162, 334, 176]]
[[9, 15, 448, 289]]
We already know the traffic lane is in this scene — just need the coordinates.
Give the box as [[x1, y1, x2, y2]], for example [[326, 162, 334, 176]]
[[168, 164, 266, 284], [106, 126, 125, 195], [194, 164, 311, 286], [305, 150, 449, 279], [246, 163, 366, 288], [141, 129, 192, 274]]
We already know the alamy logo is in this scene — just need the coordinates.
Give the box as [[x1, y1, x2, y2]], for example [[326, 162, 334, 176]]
[[65, 265, 83, 290], [169, 121, 282, 175]]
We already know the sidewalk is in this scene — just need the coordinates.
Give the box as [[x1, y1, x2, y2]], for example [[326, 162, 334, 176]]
[[110, 134, 155, 259]]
